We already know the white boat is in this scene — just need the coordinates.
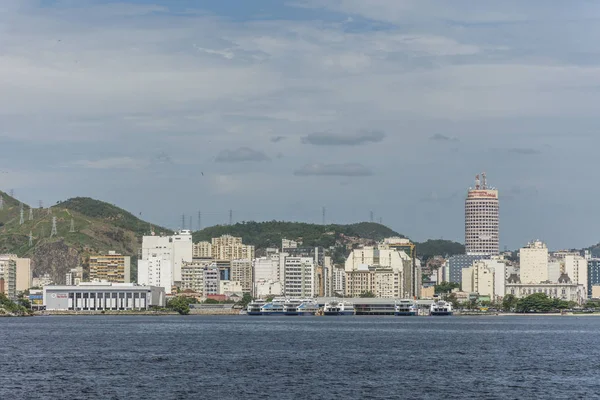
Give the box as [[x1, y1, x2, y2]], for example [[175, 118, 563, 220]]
[[247, 300, 266, 316], [260, 300, 285, 315], [430, 300, 453, 316], [395, 299, 418, 316], [296, 301, 320, 316], [323, 301, 355, 316]]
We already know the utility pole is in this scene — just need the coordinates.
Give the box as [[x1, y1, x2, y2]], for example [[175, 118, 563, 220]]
[[181, 214, 185, 230], [50, 217, 57, 237], [322, 207, 326, 225], [29, 207, 33, 221], [198, 211, 202, 230], [370, 211, 374, 223]]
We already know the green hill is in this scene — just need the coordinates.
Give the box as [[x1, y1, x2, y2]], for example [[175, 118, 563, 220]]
[[0, 193, 170, 284], [193, 221, 402, 249], [415, 239, 465, 261]]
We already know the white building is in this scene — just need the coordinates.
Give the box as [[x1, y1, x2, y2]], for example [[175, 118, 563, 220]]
[[138, 230, 193, 293], [462, 261, 495, 298], [255, 280, 282, 297], [331, 265, 346, 296], [283, 257, 315, 298], [564, 255, 588, 295], [219, 280, 243, 297], [547, 260, 562, 283], [465, 173, 499, 256], [43, 282, 165, 311], [203, 266, 220, 296], [519, 240, 549, 284], [181, 260, 212, 293], [254, 256, 279, 282], [211, 235, 255, 261], [506, 274, 586, 305]]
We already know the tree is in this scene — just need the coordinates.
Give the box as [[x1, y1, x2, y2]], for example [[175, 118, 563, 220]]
[[204, 298, 220, 304], [167, 297, 191, 315], [360, 291, 376, 298], [446, 293, 460, 310], [435, 281, 460, 294], [237, 293, 253, 308], [265, 295, 275, 302], [502, 294, 518, 312]]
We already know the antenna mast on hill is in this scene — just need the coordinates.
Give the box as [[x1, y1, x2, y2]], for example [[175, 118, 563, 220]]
[[38, 200, 43, 209], [181, 214, 185, 230], [9, 189, 14, 198], [29, 207, 33, 221], [370, 211, 374, 223], [189, 216, 192, 232], [50, 217, 57, 237], [19, 205, 24, 225], [322, 207, 326, 225], [29, 231, 33, 246], [0, 196, 3, 211], [69, 218, 75, 233], [229, 209, 233, 226]]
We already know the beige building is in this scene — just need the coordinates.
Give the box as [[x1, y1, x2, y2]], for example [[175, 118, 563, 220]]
[[0, 256, 17, 300], [344, 242, 416, 298], [462, 261, 495, 298], [89, 251, 131, 283], [230, 259, 253, 294], [564, 255, 587, 295], [592, 285, 600, 299], [0, 254, 32, 293], [220, 280, 243, 297], [465, 173, 499, 256], [193, 241, 212, 258], [520, 240, 549, 284], [345, 265, 401, 299], [211, 235, 255, 261], [181, 261, 211, 293]]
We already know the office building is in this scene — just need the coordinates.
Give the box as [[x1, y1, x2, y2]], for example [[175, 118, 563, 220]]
[[181, 260, 212, 293], [43, 282, 165, 311], [219, 280, 243, 297], [448, 254, 488, 284], [254, 256, 279, 282], [0, 256, 16, 300], [89, 251, 131, 283], [331, 265, 346, 296], [465, 173, 499, 256], [230, 259, 253, 294], [564, 254, 588, 296], [138, 230, 193, 293], [345, 265, 400, 298], [520, 240, 549, 284], [0, 255, 33, 293], [211, 235, 255, 261], [283, 256, 315, 298], [255, 280, 282, 297], [462, 261, 495, 298], [588, 259, 600, 298], [203, 265, 220, 296]]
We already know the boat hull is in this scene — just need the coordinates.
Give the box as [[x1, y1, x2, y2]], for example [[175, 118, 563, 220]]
[[261, 311, 285, 316], [430, 312, 453, 316], [395, 312, 417, 316], [323, 311, 354, 316], [247, 311, 262, 316]]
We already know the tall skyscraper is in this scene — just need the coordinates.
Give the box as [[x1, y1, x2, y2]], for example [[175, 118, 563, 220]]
[[465, 173, 499, 256]]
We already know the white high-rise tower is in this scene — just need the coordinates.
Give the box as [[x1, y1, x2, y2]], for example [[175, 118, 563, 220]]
[[465, 172, 499, 256]]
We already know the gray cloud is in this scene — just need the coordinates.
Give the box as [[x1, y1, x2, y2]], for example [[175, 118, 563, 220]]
[[430, 134, 458, 142], [506, 148, 541, 155], [301, 130, 385, 146], [294, 163, 373, 177], [215, 147, 270, 163], [270, 136, 286, 143]]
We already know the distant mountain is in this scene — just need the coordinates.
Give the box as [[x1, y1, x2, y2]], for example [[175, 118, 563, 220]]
[[193, 221, 403, 249], [0, 194, 170, 284]]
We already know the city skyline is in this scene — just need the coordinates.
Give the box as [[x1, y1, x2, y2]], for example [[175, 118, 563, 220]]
[[3, 1, 600, 250]]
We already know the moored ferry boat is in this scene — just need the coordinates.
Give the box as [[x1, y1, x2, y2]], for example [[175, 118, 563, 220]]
[[296, 301, 320, 316], [430, 300, 453, 316], [323, 301, 355, 316], [284, 299, 302, 316], [260, 300, 285, 315], [247, 300, 266, 315], [395, 299, 418, 316]]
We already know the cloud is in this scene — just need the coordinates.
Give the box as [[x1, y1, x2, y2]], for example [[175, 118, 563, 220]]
[[270, 136, 286, 143], [430, 134, 458, 142], [215, 147, 270, 162], [301, 130, 385, 146], [294, 163, 373, 176], [72, 157, 147, 169], [505, 148, 541, 155]]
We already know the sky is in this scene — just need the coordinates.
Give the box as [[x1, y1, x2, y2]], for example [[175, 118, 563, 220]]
[[2, 0, 600, 250]]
